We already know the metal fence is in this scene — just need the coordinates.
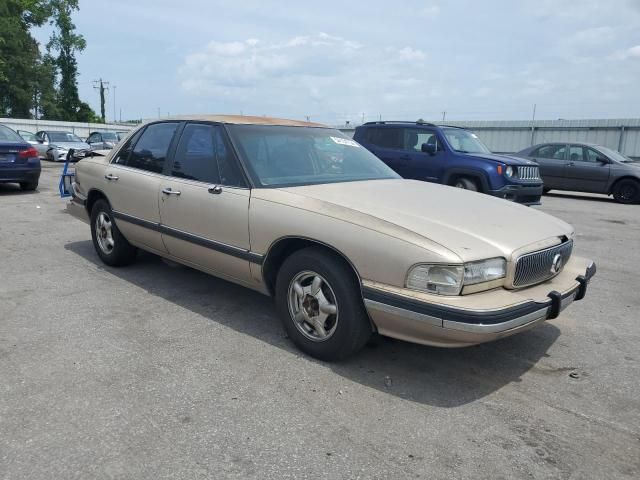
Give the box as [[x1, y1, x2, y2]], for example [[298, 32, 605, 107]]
[[0, 118, 136, 140], [339, 118, 640, 159]]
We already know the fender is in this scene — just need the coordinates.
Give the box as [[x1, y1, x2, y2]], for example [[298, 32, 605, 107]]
[[442, 168, 492, 192]]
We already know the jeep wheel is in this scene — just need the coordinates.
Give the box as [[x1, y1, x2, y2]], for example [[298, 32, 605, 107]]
[[612, 179, 640, 204], [453, 177, 478, 191]]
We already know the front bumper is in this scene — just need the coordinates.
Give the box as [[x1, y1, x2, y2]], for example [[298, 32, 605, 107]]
[[363, 256, 596, 347], [488, 183, 543, 206], [66, 183, 89, 224]]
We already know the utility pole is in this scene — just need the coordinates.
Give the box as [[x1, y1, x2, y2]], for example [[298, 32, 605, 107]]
[[112, 85, 117, 123], [530, 103, 537, 146], [305, 115, 310, 122], [361, 112, 365, 124], [93, 78, 109, 123], [442, 111, 446, 121]]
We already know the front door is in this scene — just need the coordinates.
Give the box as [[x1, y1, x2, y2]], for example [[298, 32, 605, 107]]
[[400, 128, 444, 182], [105, 122, 180, 253], [531, 144, 568, 189], [564, 145, 611, 193], [159, 122, 252, 284]]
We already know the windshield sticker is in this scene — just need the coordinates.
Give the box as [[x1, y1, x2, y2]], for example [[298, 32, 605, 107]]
[[330, 136, 361, 148]]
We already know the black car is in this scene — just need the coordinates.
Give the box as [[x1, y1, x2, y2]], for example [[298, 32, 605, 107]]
[[0, 124, 41, 191], [516, 142, 640, 204]]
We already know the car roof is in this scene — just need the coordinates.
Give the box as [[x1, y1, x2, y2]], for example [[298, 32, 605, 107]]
[[155, 115, 328, 128], [358, 121, 468, 131]]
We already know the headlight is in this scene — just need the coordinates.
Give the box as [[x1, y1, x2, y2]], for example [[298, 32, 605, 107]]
[[504, 166, 514, 178], [407, 258, 506, 295], [406, 265, 464, 295], [463, 258, 506, 285]]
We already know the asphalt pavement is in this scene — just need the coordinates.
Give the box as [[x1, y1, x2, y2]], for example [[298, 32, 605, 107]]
[[1, 163, 638, 479]]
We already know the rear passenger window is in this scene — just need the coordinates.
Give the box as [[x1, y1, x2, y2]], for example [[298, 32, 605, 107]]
[[171, 124, 245, 187], [127, 122, 179, 173], [366, 127, 403, 149]]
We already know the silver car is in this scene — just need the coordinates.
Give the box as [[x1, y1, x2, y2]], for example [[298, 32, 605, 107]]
[[67, 115, 596, 360], [86, 131, 122, 150], [35, 130, 91, 161]]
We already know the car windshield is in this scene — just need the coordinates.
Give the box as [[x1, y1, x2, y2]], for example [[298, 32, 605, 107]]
[[48, 131, 83, 142], [597, 145, 635, 163], [100, 132, 119, 141], [0, 125, 24, 142], [226, 125, 400, 187], [442, 128, 491, 154]]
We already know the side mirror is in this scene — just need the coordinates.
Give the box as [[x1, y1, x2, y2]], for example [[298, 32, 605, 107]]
[[37, 138, 44, 144], [421, 142, 436, 155], [597, 156, 609, 164]]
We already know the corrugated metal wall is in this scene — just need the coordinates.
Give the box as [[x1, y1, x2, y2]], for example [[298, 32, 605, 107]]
[[0, 118, 135, 139], [340, 118, 640, 158]]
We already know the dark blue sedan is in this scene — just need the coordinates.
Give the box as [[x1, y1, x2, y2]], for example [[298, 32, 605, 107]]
[[0, 124, 41, 191]]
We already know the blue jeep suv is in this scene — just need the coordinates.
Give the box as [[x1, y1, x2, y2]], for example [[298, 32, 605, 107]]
[[354, 121, 543, 205]]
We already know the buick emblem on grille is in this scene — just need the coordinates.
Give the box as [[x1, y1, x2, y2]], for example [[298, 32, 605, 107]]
[[550, 253, 563, 274]]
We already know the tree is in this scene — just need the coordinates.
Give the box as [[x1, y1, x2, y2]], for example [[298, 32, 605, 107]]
[[34, 53, 61, 119], [0, 0, 47, 117], [47, 0, 86, 121]]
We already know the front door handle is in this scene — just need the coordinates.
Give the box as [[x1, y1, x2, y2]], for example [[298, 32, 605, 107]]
[[162, 187, 181, 196], [104, 173, 119, 181], [208, 185, 223, 195]]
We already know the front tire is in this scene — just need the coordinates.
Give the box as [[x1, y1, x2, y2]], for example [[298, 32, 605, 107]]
[[612, 179, 640, 204], [453, 177, 478, 191], [90, 199, 137, 266], [275, 247, 371, 361]]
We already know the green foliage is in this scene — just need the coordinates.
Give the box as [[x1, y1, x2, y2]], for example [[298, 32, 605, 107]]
[[0, 0, 98, 122]]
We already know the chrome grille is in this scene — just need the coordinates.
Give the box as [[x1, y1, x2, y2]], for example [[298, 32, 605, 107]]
[[517, 166, 540, 180], [513, 240, 573, 288]]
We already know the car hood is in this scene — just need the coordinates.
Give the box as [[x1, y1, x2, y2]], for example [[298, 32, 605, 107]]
[[280, 179, 573, 262], [50, 141, 91, 150], [465, 152, 538, 166]]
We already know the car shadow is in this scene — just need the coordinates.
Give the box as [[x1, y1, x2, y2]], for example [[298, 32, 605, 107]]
[[545, 191, 615, 203], [64, 240, 561, 408], [0, 183, 38, 196]]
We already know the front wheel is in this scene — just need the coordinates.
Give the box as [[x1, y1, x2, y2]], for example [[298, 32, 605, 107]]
[[453, 177, 478, 191], [90, 199, 137, 266], [275, 248, 371, 361], [612, 179, 640, 204]]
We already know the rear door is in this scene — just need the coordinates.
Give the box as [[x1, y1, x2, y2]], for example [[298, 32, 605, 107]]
[[159, 122, 253, 284], [530, 144, 568, 188], [104, 122, 180, 253], [362, 127, 413, 177], [564, 145, 611, 193]]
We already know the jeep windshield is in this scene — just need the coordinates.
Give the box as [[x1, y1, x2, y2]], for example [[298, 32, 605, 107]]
[[443, 128, 491, 154], [227, 125, 400, 187]]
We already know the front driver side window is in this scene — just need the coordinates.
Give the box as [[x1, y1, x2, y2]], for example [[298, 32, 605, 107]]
[[403, 129, 438, 152]]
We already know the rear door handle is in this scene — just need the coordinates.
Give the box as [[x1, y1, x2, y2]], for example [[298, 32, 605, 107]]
[[208, 185, 222, 194], [162, 187, 181, 196], [104, 173, 119, 181]]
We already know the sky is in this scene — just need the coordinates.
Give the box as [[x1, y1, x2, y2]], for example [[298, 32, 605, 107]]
[[33, 0, 640, 125]]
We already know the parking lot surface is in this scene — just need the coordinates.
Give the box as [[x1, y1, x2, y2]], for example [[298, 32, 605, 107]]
[[1, 163, 639, 479]]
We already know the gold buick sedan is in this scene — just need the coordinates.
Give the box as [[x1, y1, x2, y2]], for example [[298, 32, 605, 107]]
[[67, 115, 596, 360]]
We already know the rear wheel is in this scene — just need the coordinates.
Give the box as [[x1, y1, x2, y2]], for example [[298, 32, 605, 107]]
[[453, 177, 478, 191], [90, 199, 137, 266], [275, 247, 371, 361], [19, 180, 38, 191], [612, 179, 640, 204]]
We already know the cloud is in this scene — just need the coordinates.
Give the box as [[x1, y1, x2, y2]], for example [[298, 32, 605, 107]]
[[178, 33, 434, 122], [420, 5, 440, 18]]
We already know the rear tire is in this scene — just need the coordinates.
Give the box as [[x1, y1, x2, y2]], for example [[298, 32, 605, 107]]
[[90, 199, 137, 266], [19, 181, 38, 191], [612, 179, 640, 204], [453, 177, 478, 191], [275, 247, 371, 361]]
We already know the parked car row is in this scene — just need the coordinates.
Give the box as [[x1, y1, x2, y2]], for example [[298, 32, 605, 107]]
[[11, 129, 131, 162], [66, 115, 596, 360]]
